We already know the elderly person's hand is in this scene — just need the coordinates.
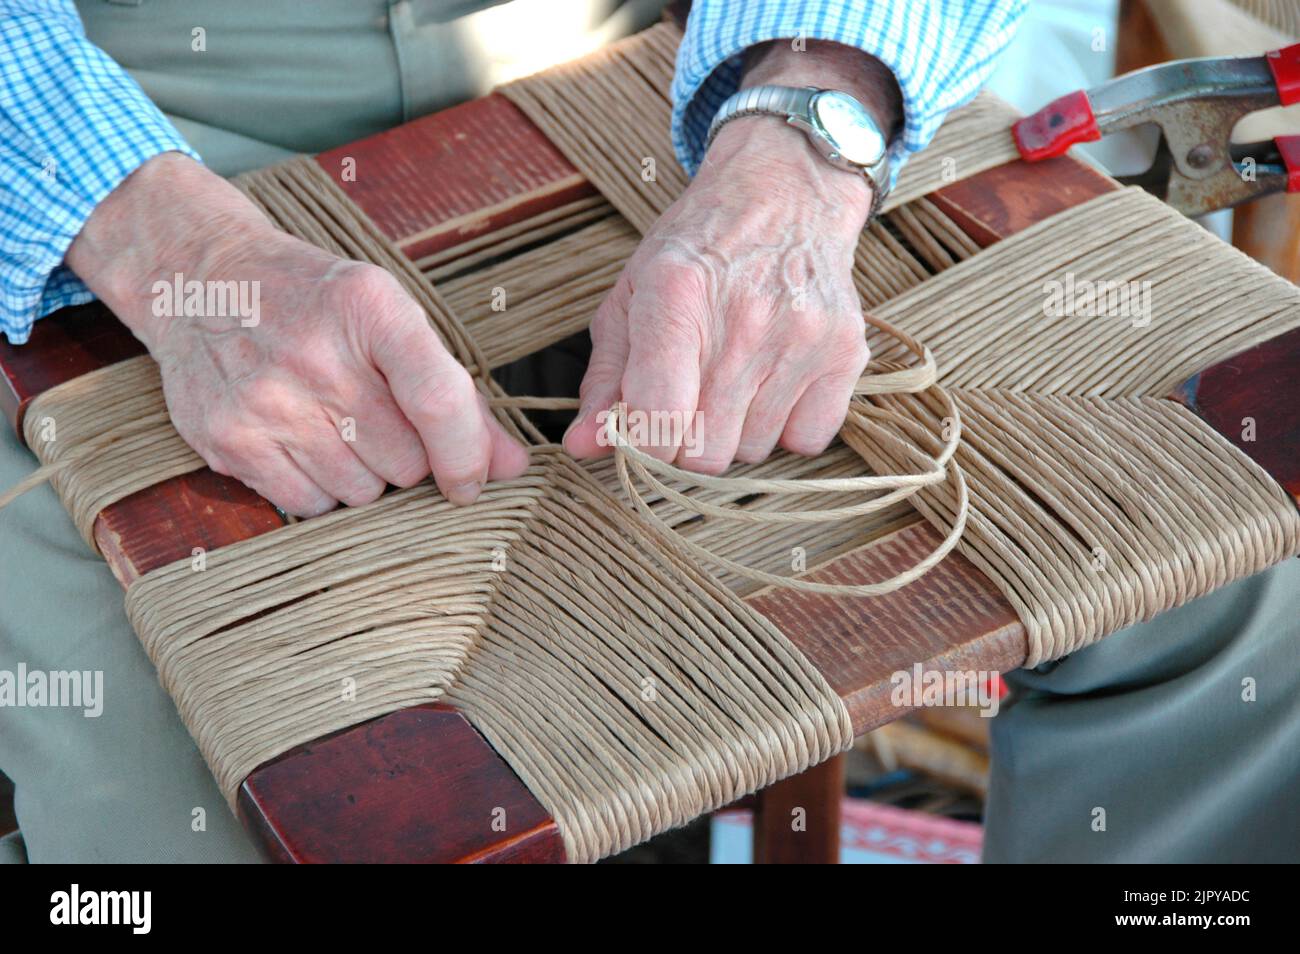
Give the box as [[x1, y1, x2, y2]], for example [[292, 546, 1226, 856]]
[[66, 153, 529, 517], [565, 40, 901, 474]]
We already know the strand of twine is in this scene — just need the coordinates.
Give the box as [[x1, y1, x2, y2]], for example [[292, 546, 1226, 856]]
[[490, 313, 969, 595], [0, 410, 174, 511], [1, 315, 965, 602]]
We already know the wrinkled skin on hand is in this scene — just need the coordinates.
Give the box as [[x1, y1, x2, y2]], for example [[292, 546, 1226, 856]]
[[564, 117, 874, 474], [64, 42, 893, 515], [151, 236, 529, 515], [68, 154, 528, 516]]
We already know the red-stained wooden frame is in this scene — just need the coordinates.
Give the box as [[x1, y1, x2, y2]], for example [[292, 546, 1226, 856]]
[[3, 92, 1296, 864]]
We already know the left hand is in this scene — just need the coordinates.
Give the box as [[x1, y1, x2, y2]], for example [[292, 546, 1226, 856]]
[[564, 40, 899, 474], [563, 117, 872, 473]]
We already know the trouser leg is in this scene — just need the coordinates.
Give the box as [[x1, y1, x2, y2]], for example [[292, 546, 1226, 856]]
[[0, 424, 263, 862], [984, 558, 1300, 862]]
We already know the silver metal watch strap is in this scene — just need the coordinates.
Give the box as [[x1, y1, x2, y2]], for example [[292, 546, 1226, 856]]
[[705, 84, 891, 221], [705, 85, 815, 152]]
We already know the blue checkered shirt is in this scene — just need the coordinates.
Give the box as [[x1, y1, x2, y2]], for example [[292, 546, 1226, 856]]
[[1, 0, 199, 344], [1, 0, 1025, 345]]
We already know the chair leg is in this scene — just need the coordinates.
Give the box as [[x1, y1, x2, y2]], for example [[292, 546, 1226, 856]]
[[752, 753, 844, 864]]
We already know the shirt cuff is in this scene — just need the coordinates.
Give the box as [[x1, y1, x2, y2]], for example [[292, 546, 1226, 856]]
[[1, 9, 200, 345], [671, 1, 1026, 185]]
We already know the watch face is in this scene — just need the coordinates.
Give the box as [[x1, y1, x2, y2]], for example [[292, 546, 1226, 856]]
[[811, 90, 886, 166]]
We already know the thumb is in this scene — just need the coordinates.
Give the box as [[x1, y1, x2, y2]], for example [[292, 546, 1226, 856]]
[[565, 276, 631, 458]]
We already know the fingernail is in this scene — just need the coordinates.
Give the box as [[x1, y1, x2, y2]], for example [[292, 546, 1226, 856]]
[[448, 481, 481, 505], [563, 403, 592, 444]]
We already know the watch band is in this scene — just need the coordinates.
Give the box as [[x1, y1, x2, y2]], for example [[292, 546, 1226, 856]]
[[705, 84, 891, 221], [704, 85, 816, 152]]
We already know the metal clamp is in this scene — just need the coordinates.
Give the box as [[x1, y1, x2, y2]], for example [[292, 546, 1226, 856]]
[[1013, 43, 1300, 216]]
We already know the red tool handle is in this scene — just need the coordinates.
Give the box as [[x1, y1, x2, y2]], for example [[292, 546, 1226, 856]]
[[1267, 43, 1300, 106], [1276, 135, 1300, 192], [1017, 43, 1300, 164], [1011, 89, 1100, 162]]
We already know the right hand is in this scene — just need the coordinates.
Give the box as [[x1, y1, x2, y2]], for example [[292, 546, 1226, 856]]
[[66, 153, 529, 517]]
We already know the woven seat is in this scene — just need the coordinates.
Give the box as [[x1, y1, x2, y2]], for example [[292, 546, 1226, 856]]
[[9, 22, 1300, 862]]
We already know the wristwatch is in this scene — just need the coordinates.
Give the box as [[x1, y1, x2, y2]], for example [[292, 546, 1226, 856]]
[[705, 85, 892, 220]]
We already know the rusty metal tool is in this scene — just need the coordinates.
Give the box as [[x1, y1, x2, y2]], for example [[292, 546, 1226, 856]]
[[1013, 43, 1300, 215]]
